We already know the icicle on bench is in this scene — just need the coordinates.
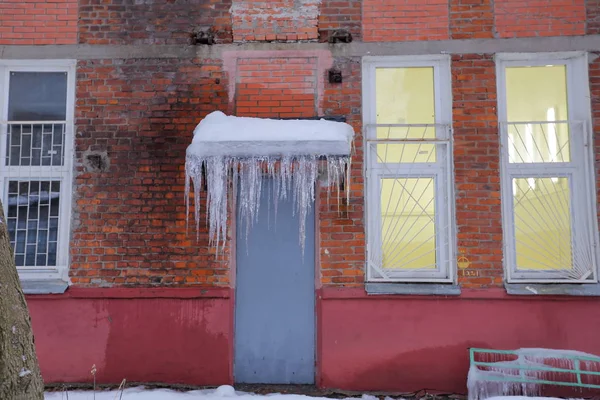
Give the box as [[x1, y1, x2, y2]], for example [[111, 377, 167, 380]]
[[468, 348, 600, 400]]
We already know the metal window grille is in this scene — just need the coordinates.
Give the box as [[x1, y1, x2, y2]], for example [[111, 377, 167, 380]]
[[500, 120, 597, 282], [366, 123, 454, 282], [0, 65, 74, 279]]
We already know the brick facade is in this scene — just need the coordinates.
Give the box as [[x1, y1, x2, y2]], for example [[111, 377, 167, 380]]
[[72, 58, 230, 286], [318, 0, 362, 42], [494, 0, 586, 38], [234, 56, 318, 118], [452, 54, 503, 288], [450, 0, 494, 39], [2, 0, 597, 291], [319, 57, 364, 286], [362, 0, 450, 42], [230, 0, 319, 42], [589, 57, 600, 237], [79, 0, 233, 45], [587, 0, 600, 34], [0, 0, 77, 45], [7, 0, 600, 393]]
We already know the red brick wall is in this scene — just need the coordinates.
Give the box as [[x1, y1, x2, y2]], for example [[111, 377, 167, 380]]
[[494, 0, 585, 38], [230, 0, 319, 42], [362, 0, 449, 42], [319, 58, 364, 286], [0, 0, 77, 45], [318, 0, 362, 42], [79, 0, 233, 45], [235, 57, 318, 118], [588, 0, 600, 34], [450, 0, 494, 39], [6, 0, 592, 290], [451, 54, 503, 288], [590, 58, 600, 234], [72, 59, 231, 286]]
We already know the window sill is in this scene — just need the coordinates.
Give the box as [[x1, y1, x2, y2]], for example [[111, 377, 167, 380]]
[[505, 283, 600, 297], [21, 280, 68, 295], [366, 282, 461, 296]]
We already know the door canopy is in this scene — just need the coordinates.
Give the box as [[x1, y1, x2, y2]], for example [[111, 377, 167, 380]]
[[185, 111, 354, 253]]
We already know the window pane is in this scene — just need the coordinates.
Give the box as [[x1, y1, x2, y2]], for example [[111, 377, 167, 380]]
[[8, 72, 68, 121], [376, 67, 435, 124], [380, 178, 436, 270], [513, 177, 573, 273], [375, 68, 437, 163], [7, 180, 61, 267], [6, 123, 66, 166], [506, 66, 568, 122], [507, 121, 570, 163]]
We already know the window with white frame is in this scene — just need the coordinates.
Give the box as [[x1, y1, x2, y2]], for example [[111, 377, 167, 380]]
[[496, 52, 598, 283], [363, 56, 455, 283], [0, 60, 75, 282]]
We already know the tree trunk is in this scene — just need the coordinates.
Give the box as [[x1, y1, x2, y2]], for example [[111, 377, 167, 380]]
[[0, 200, 44, 400]]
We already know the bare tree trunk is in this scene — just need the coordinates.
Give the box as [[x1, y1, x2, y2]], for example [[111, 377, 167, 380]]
[[0, 200, 44, 400]]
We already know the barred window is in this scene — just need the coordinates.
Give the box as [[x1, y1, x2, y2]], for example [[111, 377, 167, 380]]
[[496, 53, 598, 283], [0, 61, 75, 281], [363, 56, 456, 283]]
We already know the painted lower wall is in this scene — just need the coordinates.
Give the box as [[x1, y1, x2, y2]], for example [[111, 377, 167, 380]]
[[318, 288, 600, 394], [27, 288, 233, 386], [27, 287, 600, 394]]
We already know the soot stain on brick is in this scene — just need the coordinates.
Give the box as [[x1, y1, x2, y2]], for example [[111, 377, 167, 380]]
[[83, 150, 111, 173]]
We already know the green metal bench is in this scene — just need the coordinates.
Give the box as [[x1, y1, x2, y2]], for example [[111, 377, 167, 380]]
[[468, 348, 600, 400]]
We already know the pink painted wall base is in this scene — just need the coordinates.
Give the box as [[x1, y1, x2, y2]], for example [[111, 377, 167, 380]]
[[27, 288, 233, 385], [318, 288, 600, 393], [27, 287, 600, 394]]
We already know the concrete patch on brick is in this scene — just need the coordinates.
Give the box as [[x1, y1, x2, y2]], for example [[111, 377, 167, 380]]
[[230, 0, 322, 42]]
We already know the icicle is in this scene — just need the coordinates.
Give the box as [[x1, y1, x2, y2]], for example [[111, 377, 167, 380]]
[[185, 153, 350, 257], [205, 156, 228, 252]]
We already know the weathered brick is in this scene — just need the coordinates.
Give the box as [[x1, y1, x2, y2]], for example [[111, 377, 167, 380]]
[[72, 58, 231, 286], [318, 0, 361, 42], [79, 0, 233, 45], [452, 54, 503, 288], [362, 0, 449, 42], [587, 0, 600, 34], [450, 0, 494, 39], [0, 0, 77, 45], [319, 57, 363, 286], [231, 0, 319, 42], [495, 0, 585, 38]]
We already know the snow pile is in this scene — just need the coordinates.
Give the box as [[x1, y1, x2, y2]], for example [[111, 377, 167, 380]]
[[468, 348, 600, 400], [45, 385, 392, 400], [185, 111, 353, 253]]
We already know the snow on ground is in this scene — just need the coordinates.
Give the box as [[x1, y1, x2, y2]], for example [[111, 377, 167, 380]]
[[43, 385, 585, 400], [488, 398, 581, 400], [45, 385, 383, 400]]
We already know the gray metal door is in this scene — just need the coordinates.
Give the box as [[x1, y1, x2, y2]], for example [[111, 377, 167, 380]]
[[234, 181, 315, 384]]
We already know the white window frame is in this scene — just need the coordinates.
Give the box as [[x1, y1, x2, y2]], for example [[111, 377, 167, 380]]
[[363, 55, 456, 283], [496, 52, 599, 283], [0, 60, 76, 282]]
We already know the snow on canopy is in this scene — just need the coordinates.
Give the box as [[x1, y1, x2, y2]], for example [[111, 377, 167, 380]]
[[185, 111, 354, 253], [187, 111, 353, 157]]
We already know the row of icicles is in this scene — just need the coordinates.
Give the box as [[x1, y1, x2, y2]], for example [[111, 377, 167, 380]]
[[185, 155, 351, 255]]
